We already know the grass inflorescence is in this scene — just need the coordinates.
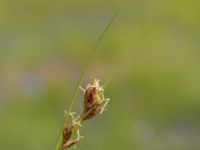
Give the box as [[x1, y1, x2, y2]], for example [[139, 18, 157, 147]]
[[55, 8, 120, 150]]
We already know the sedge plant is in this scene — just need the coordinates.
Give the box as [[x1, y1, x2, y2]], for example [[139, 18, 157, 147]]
[[55, 8, 120, 150]]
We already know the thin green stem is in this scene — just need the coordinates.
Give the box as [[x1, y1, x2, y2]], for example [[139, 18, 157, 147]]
[[55, 8, 120, 150]]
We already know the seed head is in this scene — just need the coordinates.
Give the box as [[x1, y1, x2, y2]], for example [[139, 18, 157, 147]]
[[62, 112, 83, 150], [80, 79, 110, 121]]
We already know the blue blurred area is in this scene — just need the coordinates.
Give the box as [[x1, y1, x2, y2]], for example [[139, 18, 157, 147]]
[[0, 0, 200, 149]]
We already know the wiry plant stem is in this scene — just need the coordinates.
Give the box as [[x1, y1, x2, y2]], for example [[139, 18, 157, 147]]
[[55, 8, 120, 150]]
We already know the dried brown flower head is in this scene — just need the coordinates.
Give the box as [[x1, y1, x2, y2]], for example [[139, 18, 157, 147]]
[[62, 112, 82, 150], [80, 79, 110, 120]]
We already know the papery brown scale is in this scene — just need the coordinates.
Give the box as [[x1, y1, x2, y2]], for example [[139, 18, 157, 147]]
[[62, 124, 73, 148], [84, 87, 96, 110], [62, 140, 78, 150]]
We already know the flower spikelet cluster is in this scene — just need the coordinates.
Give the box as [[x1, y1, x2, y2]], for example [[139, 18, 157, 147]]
[[62, 112, 82, 150], [81, 79, 110, 120], [61, 79, 110, 149]]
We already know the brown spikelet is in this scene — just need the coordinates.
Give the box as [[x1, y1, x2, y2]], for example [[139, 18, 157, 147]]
[[81, 79, 110, 121]]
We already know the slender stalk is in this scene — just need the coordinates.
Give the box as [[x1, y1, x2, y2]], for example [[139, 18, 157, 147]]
[[55, 8, 120, 150]]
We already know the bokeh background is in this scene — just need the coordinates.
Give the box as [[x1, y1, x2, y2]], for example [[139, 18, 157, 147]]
[[0, 0, 200, 150]]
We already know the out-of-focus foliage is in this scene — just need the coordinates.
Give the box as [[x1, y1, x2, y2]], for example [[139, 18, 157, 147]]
[[0, 0, 200, 150]]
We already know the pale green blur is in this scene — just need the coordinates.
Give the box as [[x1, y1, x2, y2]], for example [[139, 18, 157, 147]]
[[0, 0, 200, 150]]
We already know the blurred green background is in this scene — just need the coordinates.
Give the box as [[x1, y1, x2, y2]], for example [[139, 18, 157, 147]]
[[0, 0, 200, 150]]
